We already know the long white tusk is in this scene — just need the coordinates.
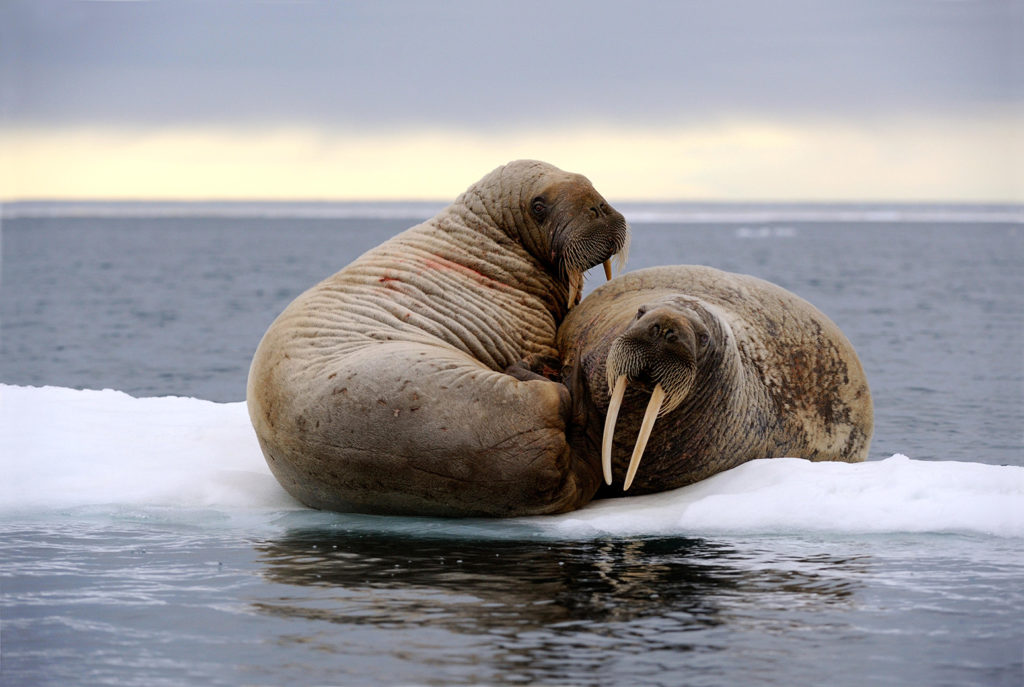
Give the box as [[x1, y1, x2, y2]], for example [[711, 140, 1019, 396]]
[[567, 271, 583, 309], [603, 259, 613, 281], [623, 383, 665, 491], [602, 375, 628, 485]]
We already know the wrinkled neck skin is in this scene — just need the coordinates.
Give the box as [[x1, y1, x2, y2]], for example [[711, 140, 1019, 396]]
[[562, 292, 761, 494], [441, 166, 560, 315], [455, 162, 542, 257], [454, 160, 629, 309]]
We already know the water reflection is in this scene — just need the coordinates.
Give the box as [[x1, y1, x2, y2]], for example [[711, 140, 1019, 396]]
[[254, 530, 868, 661], [252, 530, 874, 682]]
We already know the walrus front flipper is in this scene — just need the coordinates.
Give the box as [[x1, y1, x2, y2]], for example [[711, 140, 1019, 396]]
[[249, 343, 602, 517]]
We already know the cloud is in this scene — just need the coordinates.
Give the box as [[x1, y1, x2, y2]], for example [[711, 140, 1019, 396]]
[[3, 114, 1019, 201], [3, 1, 1019, 201], [2, 0, 1020, 129]]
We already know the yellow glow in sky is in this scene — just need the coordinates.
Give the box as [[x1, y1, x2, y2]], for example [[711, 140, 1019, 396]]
[[2, 115, 1020, 202]]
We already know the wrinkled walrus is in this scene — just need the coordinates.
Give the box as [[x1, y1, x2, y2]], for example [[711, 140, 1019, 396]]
[[557, 265, 873, 494], [248, 160, 629, 516]]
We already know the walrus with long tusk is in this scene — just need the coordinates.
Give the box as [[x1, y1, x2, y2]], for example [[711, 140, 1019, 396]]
[[247, 160, 629, 517], [557, 265, 873, 494]]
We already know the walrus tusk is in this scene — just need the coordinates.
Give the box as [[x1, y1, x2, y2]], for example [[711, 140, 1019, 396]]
[[567, 271, 583, 309], [602, 375, 628, 485], [623, 383, 666, 491], [603, 259, 613, 281]]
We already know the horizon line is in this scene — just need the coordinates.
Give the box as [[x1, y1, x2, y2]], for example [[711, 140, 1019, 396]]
[[4, 198, 1021, 224]]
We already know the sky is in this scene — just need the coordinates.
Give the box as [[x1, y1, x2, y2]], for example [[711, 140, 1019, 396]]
[[1, 0, 1021, 202]]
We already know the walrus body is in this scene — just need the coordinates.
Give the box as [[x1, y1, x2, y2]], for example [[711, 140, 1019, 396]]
[[247, 160, 628, 517], [558, 265, 873, 495]]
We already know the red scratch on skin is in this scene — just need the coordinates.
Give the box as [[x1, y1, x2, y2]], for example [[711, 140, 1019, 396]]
[[421, 255, 515, 293]]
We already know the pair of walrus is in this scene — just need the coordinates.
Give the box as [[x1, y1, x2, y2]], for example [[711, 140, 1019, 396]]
[[247, 160, 873, 517]]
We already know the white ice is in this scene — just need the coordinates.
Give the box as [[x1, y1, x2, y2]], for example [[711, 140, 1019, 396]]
[[1, 384, 1021, 538]]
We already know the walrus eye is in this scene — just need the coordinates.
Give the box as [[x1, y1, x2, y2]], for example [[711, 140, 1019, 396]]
[[635, 307, 647, 320], [698, 332, 710, 347], [530, 197, 547, 221]]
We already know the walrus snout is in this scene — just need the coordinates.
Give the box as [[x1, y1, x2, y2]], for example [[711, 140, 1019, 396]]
[[623, 307, 699, 365], [608, 308, 704, 393], [559, 211, 630, 307]]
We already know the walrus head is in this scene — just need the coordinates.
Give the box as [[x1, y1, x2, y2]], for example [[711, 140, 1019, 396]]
[[532, 176, 630, 308], [601, 298, 721, 490], [474, 160, 629, 309]]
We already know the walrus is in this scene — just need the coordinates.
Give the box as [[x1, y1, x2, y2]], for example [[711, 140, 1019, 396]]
[[247, 160, 629, 517], [557, 265, 873, 494]]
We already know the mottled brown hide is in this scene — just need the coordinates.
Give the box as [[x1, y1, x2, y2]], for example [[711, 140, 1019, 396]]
[[557, 265, 873, 495]]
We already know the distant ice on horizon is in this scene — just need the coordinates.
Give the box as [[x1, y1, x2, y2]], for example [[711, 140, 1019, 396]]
[[1, 384, 1021, 539], [4, 200, 1022, 225]]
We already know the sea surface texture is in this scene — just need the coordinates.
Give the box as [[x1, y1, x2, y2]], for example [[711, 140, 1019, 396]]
[[1, 202, 1022, 686]]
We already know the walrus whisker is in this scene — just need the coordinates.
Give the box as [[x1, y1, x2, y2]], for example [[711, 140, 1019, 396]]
[[613, 230, 630, 275], [602, 375, 628, 485], [623, 383, 665, 491]]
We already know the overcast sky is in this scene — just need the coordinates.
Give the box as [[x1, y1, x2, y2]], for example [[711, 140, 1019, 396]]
[[1, 0, 1021, 201]]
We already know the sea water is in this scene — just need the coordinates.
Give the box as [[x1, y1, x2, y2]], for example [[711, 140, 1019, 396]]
[[1, 202, 1022, 686]]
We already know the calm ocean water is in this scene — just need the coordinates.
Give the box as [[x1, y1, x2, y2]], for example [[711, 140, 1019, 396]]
[[2, 202, 1022, 686]]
